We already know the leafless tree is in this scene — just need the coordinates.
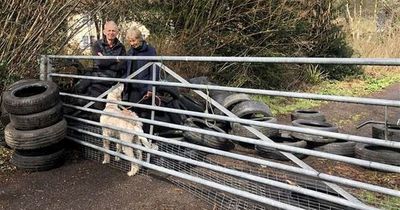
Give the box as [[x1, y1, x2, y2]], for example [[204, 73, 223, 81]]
[[0, 0, 108, 86]]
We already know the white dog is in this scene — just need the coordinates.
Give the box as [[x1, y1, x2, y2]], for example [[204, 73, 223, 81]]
[[100, 84, 157, 176]]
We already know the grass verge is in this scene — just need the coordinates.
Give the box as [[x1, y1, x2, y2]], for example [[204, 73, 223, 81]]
[[259, 64, 400, 116]]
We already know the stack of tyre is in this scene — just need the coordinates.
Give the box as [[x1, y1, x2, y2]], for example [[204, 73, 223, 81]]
[[355, 124, 400, 167], [290, 110, 355, 157], [2, 80, 66, 171]]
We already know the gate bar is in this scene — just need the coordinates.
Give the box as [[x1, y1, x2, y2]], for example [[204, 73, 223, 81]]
[[51, 73, 400, 107], [48, 55, 400, 66]]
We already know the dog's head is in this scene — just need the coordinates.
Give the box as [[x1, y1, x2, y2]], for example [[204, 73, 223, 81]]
[[107, 83, 124, 100]]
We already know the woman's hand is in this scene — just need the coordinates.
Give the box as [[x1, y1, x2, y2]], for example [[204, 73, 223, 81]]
[[143, 91, 153, 99]]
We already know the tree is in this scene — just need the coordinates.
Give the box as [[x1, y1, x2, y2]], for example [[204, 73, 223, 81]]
[[131, 0, 358, 89], [0, 0, 106, 89]]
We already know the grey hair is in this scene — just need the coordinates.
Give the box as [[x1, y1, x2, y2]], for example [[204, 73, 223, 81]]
[[104, 21, 119, 32], [126, 27, 143, 41]]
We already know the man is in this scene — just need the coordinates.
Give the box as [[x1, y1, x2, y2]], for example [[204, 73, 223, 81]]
[[123, 27, 159, 104], [91, 21, 126, 89], [75, 21, 126, 112]]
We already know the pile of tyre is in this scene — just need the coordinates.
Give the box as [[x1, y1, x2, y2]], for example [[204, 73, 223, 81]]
[[355, 124, 400, 166], [2, 80, 66, 171], [162, 77, 355, 161], [184, 77, 304, 160], [289, 110, 355, 157]]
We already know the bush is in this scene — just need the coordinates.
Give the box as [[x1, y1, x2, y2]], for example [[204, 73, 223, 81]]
[[132, 0, 360, 89]]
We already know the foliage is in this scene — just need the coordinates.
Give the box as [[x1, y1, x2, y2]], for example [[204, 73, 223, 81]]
[[2, 0, 395, 92], [122, 0, 360, 89], [0, 62, 20, 91]]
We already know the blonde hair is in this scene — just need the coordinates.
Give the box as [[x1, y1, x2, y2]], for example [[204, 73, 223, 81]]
[[126, 27, 143, 41]]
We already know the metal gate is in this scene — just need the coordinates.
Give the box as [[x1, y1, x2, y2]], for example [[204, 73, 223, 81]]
[[42, 55, 400, 210]]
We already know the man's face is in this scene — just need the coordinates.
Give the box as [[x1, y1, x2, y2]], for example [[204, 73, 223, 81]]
[[104, 25, 118, 42], [128, 36, 141, 49]]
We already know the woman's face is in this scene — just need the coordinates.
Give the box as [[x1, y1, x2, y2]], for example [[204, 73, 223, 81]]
[[128, 36, 141, 49]]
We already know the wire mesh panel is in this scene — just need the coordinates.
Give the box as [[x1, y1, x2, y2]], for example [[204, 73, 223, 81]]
[[166, 154, 349, 210], [67, 121, 149, 174], [66, 119, 360, 210]]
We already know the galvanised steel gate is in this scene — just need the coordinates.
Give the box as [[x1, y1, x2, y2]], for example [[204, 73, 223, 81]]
[[42, 55, 400, 210]]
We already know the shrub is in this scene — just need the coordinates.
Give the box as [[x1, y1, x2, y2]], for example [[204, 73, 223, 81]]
[[132, 0, 360, 89]]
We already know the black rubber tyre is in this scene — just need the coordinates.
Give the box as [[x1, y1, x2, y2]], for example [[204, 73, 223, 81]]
[[157, 85, 181, 99], [10, 102, 63, 130], [5, 79, 40, 91], [231, 117, 279, 148], [156, 130, 184, 139], [1, 79, 39, 126], [314, 140, 356, 157], [211, 92, 233, 104], [183, 118, 234, 150], [231, 117, 279, 138], [179, 94, 204, 113], [223, 93, 251, 110], [14, 141, 65, 156], [5, 119, 67, 150], [165, 99, 188, 125], [11, 149, 65, 171], [291, 119, 338, 143], [256, 136, 307, 161], [231, 100, 273, 119], [230, 100, 273, 129], [372, 124, 400, 142], [214, 93, 252, 115], [291, 110, 326, 122], [355, 143, 400, 166], [3, 80, 60, 115]]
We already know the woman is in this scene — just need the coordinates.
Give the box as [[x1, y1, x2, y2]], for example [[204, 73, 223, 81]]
[[123, 27, 159, 103]]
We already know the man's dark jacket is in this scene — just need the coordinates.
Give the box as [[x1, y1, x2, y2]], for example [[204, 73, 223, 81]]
[[92, 38, 126, 79], [74, 38, 126, 101]]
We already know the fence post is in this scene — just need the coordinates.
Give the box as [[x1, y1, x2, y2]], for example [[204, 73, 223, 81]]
[[39, 55, 47, 81], [384, 106, 388, 140], [146, 63, 157, 163], [46, 56, 53, 81]]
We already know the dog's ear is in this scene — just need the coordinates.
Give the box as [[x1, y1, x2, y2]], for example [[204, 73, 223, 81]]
[[111, 83, 124, 94], [116, 83, 124, 92]]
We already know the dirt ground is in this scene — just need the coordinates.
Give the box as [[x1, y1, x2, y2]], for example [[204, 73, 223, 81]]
[[0, 151, 212, 210], [1, 83, 399, 210]]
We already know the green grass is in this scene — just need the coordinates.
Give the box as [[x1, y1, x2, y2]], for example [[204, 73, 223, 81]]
[[258, 71, 400, 116], [255, 95, 325, 116], [359, 190, 400, 209]]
